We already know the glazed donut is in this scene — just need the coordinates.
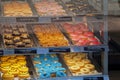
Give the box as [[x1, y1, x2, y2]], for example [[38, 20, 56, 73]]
[[82, 59, 91, 64], [76, 62, 84, 68], [2, 72, 14, 80], [73, 56, 82, 61], [1, 56, 9, 61], [70, 65, 80, 72], [85, 64, 95, 71], [80, 68, 90, 74], [66, 60, 75, 66], [77, 54, 87, 59], [64, 55, 73, 61]]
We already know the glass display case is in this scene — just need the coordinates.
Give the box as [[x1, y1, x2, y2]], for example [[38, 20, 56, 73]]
[[0, 0, 109, 80]]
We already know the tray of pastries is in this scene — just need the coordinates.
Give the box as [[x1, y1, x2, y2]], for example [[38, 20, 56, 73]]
[[32, 24, 69, 47], [61, 53, 101, 76], [33, 0, 67, 16], [31, 54, 67, 79], [2, 24, 34, 48], [0, 55, 31, 80], [60, 0, 98, 15], [3, 2, 33, 16], [60, 22, 101, 46]]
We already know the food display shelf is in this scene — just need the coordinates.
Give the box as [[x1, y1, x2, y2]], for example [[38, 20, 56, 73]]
[[0, 0, 105, 23], [0, 0, 109, 80]]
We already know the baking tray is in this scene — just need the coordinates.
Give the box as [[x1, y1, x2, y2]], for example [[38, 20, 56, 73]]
[[30, 23, 72, 47], [58, 22, 102, 46], [29, 54, 72, 79], [59, 0, 99, 16], [1, 23, 35, 48], [59, 53, 102, 76], [1, 1, 35, 17], [0, 55, 35, 80], [31, 0, 71, 17]]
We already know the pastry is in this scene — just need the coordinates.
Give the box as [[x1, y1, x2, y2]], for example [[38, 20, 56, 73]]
[[23, 39, 31, 44], [12, 31, 21, 36], [3, 2, 33, 16], [15, 42, 25, 47], [21, 34, 28, 39], [4, 34, 13, 40], [18, 72, 30, 78], [13, 37, 21, 42], [2, 72, 14, 80]]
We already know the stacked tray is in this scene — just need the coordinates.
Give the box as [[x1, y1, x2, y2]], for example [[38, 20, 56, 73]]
[[0, 55, 33, 80], [2, 24, 34, 48]]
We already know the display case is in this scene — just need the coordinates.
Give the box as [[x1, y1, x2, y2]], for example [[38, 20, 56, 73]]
[[0, 0, 109, 80]]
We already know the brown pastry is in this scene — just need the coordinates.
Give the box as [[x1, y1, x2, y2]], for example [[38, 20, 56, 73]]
[[21, 34, 28, 39], [23, 39, 31, 44], [25, 44, 32, 47], [4, 34, 13, 40], [13, 31, 21, 36], [5, 40, 14, 45], [19, 28, 26, 33], [15, 42, 25, 47], [13, 37, 21, 42]]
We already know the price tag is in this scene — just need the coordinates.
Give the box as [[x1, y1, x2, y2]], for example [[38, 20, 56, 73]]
[[84, 47, 102, 52], [49, 47, 70, 52], [84, 77, 103, 80], [4, 49, 14, 55], [0, 50, 3, 56], [51, 16, 72, 22], [37, 48, 48, 54], [15, 48, 37, 54], [16, 17, 38, 22]]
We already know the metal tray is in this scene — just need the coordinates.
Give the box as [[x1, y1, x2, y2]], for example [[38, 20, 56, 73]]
[[1, 1, 35, 17], [1, 23, 35, 48], [59, 53, 102, 76], [59, 0, 101, 16], [32, 0, 70, 17], [0, 55, 35, 80], [58, 22, 102, 46], [30, 54, 72, 79], [30, 23, 72, 47]]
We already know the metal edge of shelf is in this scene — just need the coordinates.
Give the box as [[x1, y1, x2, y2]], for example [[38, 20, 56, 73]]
[[1, 45, 108, 55]]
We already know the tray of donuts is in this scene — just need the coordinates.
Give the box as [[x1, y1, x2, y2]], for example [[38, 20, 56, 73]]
[[1, 1, 33, 17], [30, 54, 70, 79], [1, 24, 35, 48], [31, 23, 71, 47], [60, 0, 98, 15], [32, 0, 69, 16], [60, 53, 102, 76], [0, 55, 35, 80], [58, 22, 101, 46]]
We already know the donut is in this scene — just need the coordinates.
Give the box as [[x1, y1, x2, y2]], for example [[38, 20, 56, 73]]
[[1, 66, 11, 73], [70, 65, 80, 72], [80, 68, 90, 74], [10, 68, 19, 76], [40, 72, 50, 79], [2, 72, 14, 80], [85, 64, 95, 71], [82, 59, 91, 64], [76, 62, 84, 68], [18, 72, 30, 78], [66, 60, 75, 66], [73, 56, 82, 61], [56, 71, 66, 77], [64, 55, 72, 60]]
